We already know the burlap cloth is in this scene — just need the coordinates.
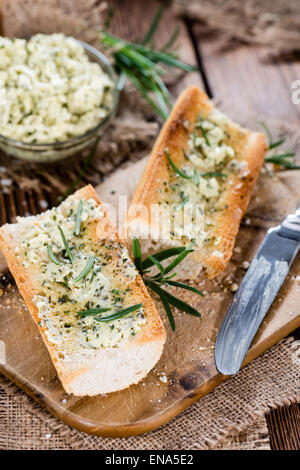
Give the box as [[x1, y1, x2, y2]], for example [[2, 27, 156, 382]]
[[173, 0, 300, 53], [0, 337, 299, 449]]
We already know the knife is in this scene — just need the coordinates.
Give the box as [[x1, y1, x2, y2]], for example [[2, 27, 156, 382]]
[[215, 202, 300, 375]]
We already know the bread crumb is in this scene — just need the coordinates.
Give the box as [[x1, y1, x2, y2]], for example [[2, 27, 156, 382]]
[[230, 283, 239, 292], [159, 373, 168, 383], [39, 200, 48, 209], [241, 261, 250, 269]]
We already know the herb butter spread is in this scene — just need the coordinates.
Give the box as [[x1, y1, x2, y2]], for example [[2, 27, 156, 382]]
[[15, 198, 145, 351], [0, 34, 114, 143], [158, 109, 248, 248]]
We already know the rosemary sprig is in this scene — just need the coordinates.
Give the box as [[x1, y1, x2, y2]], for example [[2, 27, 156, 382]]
[[258, 121, 299, 171], [75, 199, 83, 236], [47, 245, 61, 265], [74, 255, 95, 282], [58, 226, 74, 264], [132, 239, 203, 330], [99, 4, 196, 120]]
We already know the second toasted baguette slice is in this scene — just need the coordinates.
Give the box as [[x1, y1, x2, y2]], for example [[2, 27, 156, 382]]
[[123, 86, 267, 280], [0, 185, 166, 396]]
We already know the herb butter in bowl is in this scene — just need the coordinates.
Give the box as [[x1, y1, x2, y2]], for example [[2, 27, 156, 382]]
[[0, 34, 119, 162]]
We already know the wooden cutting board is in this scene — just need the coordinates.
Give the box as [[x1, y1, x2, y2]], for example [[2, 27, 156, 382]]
[[0, 161, 300, 437]]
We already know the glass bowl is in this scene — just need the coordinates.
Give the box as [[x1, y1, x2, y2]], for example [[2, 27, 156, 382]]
[[0, 40, 119, 163]]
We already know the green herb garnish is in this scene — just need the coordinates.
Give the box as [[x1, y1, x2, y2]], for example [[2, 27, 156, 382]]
[[132, 237, 142, 274], [74, 255, 95, 282], [58, 225, 74, 264], [197, 116, 211, 147], [142, 247, 186, 270], [99, 4, 196, 120], [75, 199, 83, 236], [47, 245, 60, 265], [78, 307, 112, 317], [94, 304, 143, 322], [200, 171, 227, 178], [258, 121, 299, 171], [175, 195, 189, 211], [264, 153, 300, 169], [166, 148, 192, 179], [147, 282, 175, 331], [193, 168, 200, 185], [133, 239, 202, 330]]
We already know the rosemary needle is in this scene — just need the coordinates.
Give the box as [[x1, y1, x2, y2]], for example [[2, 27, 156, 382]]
[[47, 245, 60, 265], [58, 226, 74, 264], [95, 304, 143, 322], [74, 255, 95, 282], [75, 199, 83, 236], [78, 307, 111, 317], [165, 148, 192, 179]]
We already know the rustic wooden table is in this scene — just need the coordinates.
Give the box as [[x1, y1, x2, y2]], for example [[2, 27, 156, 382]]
[[108, 0, 300, 450], [0, 0, 299, 450]]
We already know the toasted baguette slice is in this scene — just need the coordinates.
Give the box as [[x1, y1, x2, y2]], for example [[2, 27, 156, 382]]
[[0, 185, 166, 396], [123, 86, 267, 279]]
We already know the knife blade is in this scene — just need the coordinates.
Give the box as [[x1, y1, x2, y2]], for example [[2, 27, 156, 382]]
[[215, 203, 300, 375]]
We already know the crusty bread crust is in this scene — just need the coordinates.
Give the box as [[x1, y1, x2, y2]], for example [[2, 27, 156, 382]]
[[0, 185, 166, 396], [123, 86, 267, 279]]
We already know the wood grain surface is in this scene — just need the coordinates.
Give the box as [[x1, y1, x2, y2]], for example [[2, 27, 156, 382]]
[[0, 0, 299, 447]]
